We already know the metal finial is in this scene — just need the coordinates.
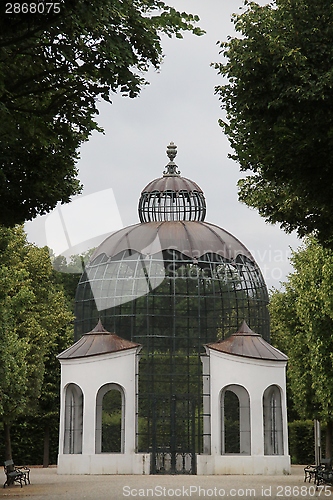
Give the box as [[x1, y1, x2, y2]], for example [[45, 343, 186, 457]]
[[167, 142, 177, 162], [163, 142, 181, 176]]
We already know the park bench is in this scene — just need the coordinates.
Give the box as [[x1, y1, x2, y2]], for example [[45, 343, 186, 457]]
[[3, 459, 30, 488], [304, 463, 317, 483], [304, 459, 333, 487], [315, 459, 333, 487]]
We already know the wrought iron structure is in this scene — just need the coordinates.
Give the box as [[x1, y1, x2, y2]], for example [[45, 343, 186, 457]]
[[151, 395, 197, 474], [74, 143, 270, 474]]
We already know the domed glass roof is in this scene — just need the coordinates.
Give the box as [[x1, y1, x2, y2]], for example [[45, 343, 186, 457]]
[[74, 143, 270, 468], [138, 142, 206, 222], [90, 220, 254, 262]]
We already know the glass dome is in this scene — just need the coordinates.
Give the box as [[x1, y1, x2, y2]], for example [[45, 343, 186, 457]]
[[75, 221, 269, 342], [74, 143, 269, 474]]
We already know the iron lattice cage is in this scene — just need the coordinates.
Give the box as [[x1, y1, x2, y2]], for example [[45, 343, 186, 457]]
[[138, 142, 206, 224], [75, 249, 269, 343], [73, 142, 270, 473], [138, 189, 206, 223], [74, 246, 269, 462]]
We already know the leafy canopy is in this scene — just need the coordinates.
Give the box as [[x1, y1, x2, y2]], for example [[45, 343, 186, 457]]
[[270, 238, 333, 422], [0, 0, 203, 227], [0, 226, 73, 426], [215, 0, 333, 247]]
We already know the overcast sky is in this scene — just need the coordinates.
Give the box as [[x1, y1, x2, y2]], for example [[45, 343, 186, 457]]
[[25, 0, 301, 290]]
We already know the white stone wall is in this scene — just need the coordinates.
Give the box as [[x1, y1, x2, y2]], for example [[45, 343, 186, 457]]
[[58, 343, 290, 475], [197, 348, 290, 475], [58, 348, 149, 475]]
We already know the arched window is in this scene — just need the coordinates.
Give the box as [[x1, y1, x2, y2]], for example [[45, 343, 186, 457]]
[[221, 384, 251, 455], [64, 383, 83, 454], [263, 385, 284, 455], [96, 384, 124, 453]]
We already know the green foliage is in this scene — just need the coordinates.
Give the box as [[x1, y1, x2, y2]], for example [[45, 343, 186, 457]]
[[0, 417, 59, 465], [0, 226, 73, 461], [0, 1, 203, 227], [216, 0, 333, 247], [224, 391, 240, 453], [288, 420, 315, 465], [270, 238, 333, 422], [102, 390, 122, 453], [52, 251, 94, 311]]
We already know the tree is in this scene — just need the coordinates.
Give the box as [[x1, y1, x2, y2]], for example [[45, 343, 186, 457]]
[[0, 226, 73, 461], [36, 324, 72, 467], [0, 1, 203, 227], [270, 238, 333, 457], [215, 0, 333, 248], [52, 250, 94, 311]]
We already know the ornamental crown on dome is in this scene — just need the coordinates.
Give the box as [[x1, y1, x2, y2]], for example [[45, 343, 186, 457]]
[[163, 142, 181, 176], [138, 142, 206, 223]]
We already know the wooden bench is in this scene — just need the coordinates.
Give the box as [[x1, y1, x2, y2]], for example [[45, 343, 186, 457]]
[[3, 460, 30, 488]]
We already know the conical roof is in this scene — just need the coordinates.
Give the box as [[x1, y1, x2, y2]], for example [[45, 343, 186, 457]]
[[207, 321, 287, 361], [58, 320, 140, 359]]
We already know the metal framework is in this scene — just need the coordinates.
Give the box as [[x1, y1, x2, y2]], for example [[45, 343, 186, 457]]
[[75, 249, 269, 473], [74, 143, 270, 474], [138, 142, 206, 223], [138, 190, 206, 223]]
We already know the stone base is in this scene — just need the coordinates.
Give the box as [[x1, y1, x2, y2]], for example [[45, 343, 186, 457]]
[[196, 455, 291, 475], [58, 453, 290, 476], [57, 453, 150, 475]]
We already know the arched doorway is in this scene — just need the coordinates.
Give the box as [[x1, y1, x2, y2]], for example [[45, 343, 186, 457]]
[[95, 383, 124, 453], [221, 384, 251, 455], [63, 383, 83, 454], [263, 385, 284, 455]]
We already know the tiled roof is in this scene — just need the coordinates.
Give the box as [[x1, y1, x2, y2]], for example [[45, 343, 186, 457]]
[[206, 321, 288, 361], [57, 320, 140, 359]]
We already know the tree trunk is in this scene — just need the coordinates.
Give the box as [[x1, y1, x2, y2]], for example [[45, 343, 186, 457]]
[[326, 421, 333, 459], [43, 424, 50, 468], [4, 422, 13, 468]]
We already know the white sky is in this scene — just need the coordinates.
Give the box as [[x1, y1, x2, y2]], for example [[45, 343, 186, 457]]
[[25, 0, 300, 290]]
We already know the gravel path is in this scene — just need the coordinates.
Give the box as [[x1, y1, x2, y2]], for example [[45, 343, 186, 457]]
[[0, 465, 330, 499]]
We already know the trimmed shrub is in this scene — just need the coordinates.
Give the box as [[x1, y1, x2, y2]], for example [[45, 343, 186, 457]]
[[1, 417, 59, 466], [288, 420, 314, 464]]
